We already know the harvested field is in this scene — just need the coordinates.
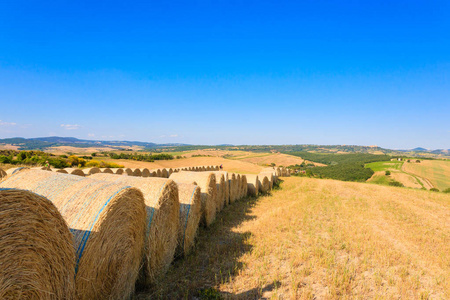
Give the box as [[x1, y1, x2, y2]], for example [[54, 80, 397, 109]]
[[142, 177, 450, 299], [402, 160, 450, 191], [101, 156, 262, 174]]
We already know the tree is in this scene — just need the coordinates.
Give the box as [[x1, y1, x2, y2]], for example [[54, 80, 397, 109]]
[[430, 188, 440, 192], [385, 171, 391, 176], [270, 163, 276, 167]]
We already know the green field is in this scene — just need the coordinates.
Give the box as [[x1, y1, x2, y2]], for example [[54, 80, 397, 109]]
[[365, 161, 403, 172], [403, 160, 450, 191]]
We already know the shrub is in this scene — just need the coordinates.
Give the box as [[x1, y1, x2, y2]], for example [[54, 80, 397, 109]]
[[443, 188, 450, 193], [389, 180, 404, 187], [86, 160, 100, 167], [430, 188, 440, 192], [0, 155, 12, 164], [385, 171, 391, 176]]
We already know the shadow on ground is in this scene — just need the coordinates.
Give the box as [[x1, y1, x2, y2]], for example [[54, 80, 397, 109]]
[[134, 189, 273, 299]]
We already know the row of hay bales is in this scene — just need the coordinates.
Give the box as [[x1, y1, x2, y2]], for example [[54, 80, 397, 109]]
[[0, 166, 244, 299], [42, 165, 221, 178]]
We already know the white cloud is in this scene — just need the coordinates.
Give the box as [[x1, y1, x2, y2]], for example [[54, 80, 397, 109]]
[[169, 134, 178, 138], [0, 120, 17, 127], [88, 133, 95, 137], [61, 124, 81, 130]]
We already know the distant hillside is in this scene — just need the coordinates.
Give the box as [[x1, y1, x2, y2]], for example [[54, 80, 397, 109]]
[[0, 137, 188, 150]]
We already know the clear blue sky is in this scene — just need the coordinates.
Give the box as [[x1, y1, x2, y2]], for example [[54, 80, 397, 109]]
[[0, 1, 449, 149]]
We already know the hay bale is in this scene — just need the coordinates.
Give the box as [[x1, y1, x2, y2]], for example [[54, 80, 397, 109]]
[[240, 175, 248, 199], [258, 174, 270, 193], [259, 172, 274, 189], [245, 174, 260, 196], [166, 168, 173, 177], [169, 171, 217, 227], [174, 182, 201, 256], [211, 171, 228, 209], [0, 169, 146, 300], [0, 188, 76, 299], [6, 167, 29, 177], [32, 166, 51, 171], [155, 169, 162, 177], [52, 168, 68, 174], [83, 167, 101, 176], [141, 168, 151, 177], [0, 168, 6, 179], [149, 170, 157, 177], [110, 168, 124, 175], [132, 168, 142, 177], [90, 174, 179, 285], [100, 168, 113, 174], [63, 168, 85, 177], [214, 175, 225, 212], [276, 167, 281, 177], [236, 174, 242, 200], [124, 168, 133, 176]]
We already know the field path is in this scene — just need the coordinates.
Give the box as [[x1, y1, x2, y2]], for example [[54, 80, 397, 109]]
[[142, 178, 450, 299]]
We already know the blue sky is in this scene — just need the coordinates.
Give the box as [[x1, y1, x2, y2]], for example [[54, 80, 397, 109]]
[[0, 1, 449, 149]]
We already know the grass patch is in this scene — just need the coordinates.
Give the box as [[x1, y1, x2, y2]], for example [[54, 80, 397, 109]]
[[365, 161, 403, 172]]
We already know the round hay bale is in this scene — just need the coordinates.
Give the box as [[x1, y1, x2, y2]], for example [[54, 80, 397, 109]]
[[100, 168, 113, 174], [110, 168, 124, 175], [276, 167, 282, 177], [228, 173, 238, 203], [155, 169, 162, 178], [6, 167, 29, 177], [0, 168, 6, 179], [90, 174, 179, 285], [141, 168, 151, 177], [214, 175, 225, 212], [166, 168, 173, 177], [124, 168, 133, 176], [169, 171, 217, 227], [0, 188, 76, 300], [132, 168, 142, 177], [259, 172, 274, 189], [149, 170, 157, 177], [174, 182, 201, 256], [32, 166, 51, 171], [258, 174, 270, 193], [240, 175, 248, 199], [211, 171, 229, 206], [0, 169, 146, 300], [161, 169, 169, 178], [206, 166, 211, 171], [52, 168, 68, 174], [63, 168, 85, 177], [236, 174, 242, 200], [245, 174, 260, 197], [83, 167, 101, 176]]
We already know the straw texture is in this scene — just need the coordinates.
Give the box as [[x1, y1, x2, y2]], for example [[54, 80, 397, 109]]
[[240, 174, 248, 199], [236, 174, 242, 200], [211, 171, 229, 206], [63, 168, 85, 177], [0, 168, 6, 179], [51, 168, 68, 174], [110, 168, 124, 175], [245, 174, 260, 197], [174, 182, 201, 256], [0, 169, 146, 300], [258, 174, 270, 193], [214, 174, 225, 212], [100, 168, 113, 174], [141, 168, 151, 177], [228, 173, 237, 203], [169, 171, 217, 227], [0, 188, 76, 300], [90, 173, 180, 285], [259, 172, 274, 189], [161, 169, 168, 178], [83, 167, 101, 176]]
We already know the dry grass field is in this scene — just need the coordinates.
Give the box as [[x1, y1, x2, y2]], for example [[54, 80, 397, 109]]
[[140, 177, 450, 299], [402, 160, 450, 191], [102, 156, 263, 174]]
